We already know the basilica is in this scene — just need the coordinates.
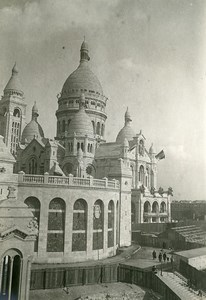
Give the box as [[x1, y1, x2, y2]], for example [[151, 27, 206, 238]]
[[0, 41, 172, 299]]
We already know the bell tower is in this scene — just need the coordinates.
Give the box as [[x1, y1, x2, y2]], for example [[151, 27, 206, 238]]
[[0, 63, 26, 155]]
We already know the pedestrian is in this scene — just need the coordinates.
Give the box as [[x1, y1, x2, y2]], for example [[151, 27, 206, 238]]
[[152, 250, 157, 260], [158, 252, 162, 262], [198, 290, 202, 297], [163, 252, 167, 263]]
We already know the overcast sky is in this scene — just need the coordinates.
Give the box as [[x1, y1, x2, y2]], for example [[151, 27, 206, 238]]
[[0, 0, 205, 200]]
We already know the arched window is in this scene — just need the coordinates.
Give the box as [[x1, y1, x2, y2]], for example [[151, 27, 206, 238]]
[[25, 197, 40, 252], [131, 165, 135, 187], [87, 143, 90, 152], [72, 199, 87, 251], [144, 201, 151, 213], [62, 120, 65, 132], [131, 202, 136, 224], [108, 200, 114, 247], [63, 162, 73, 176], [81, 142, 84, 151], [92, 121, 95, 134], [139, 140, 144, 156], [139, 165, 144, 184], [146, 168, 149, 187], [160, 201, 166, 213], [96, 122, 100, 135], [67, 119, 71, 130], [93, 199, 104, 250], [90, 144, 93, 153], [13, 108, 20, 117], [101, 124, 104, 136], [47, 198, 65, 252], [29, 157, 37, 174], [57, 121, 60, 134], [152, 201, 159, 213]]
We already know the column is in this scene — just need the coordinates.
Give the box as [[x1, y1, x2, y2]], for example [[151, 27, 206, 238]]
[[87, 202, 93, 255], [0, 257, 4, 294], [38, 200, 49, 259], [103, 202, 108, 252], [8, 257, 14, 300], [64, 201, 73, 255], [17, 258, 23, 300], [25, 259, 32, 300], [113, 200, 117, 249]]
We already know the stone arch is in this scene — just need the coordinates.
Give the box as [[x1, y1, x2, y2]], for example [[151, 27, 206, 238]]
[[108, 200, 114, 247], [139, 165, 144, 184], [152, 201, 159, 213], [72, 199, 87, 251], [93, 199, 104, 250], [144, 201, 151, 213], [47, 198, 65, 252], [0, 249, 23, 300], [24, 197, 40, 252], [160, 201, 166, 213]]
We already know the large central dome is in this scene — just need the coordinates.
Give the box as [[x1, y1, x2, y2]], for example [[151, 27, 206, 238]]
[[61, 41, 103, 96]]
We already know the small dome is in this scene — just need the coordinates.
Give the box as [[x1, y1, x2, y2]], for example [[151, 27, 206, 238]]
[[68, 105, 93, 136], [21, 120, 44, 144], [4, 63, 23, 94], [116, 125, 135, 144], [116, 108, 135, 144]]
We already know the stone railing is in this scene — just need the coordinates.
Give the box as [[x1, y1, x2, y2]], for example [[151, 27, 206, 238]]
[[18, 172, 120, 189]]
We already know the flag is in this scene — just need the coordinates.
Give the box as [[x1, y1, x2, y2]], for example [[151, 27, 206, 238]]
[[155, 150, 165, 160]]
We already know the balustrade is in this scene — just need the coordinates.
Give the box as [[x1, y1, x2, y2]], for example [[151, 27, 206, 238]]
[[18, 172, 119, 190]]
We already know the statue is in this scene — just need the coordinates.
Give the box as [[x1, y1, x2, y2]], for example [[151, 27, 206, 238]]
[[140, 184, 145, 195], [158, 187, 164, 196], [150, 186, 156, 196], [167, 187, 173, 196]]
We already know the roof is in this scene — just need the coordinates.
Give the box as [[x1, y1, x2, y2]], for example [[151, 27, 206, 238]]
[[175, 247, 206, 259], [61, 42, 103, 96], [95, 142, 122, 159], [4, 63, 23, 94]]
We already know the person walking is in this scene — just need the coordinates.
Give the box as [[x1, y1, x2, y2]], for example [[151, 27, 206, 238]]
[[152, 250, 157, 260], [158, 252, 162, 263], [163, 252, 167, 263]]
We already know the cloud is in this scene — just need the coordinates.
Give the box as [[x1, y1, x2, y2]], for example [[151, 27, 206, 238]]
[[0, 0, 120, 44]]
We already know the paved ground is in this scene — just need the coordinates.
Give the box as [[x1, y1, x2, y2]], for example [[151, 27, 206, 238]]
[[30, 282, 154, 300]]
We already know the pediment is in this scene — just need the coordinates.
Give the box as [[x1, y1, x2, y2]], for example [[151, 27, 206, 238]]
[[0, 225, 36, 241]]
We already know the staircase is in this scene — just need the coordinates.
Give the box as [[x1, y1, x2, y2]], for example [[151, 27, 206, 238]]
[[156, 271, 206, 299]]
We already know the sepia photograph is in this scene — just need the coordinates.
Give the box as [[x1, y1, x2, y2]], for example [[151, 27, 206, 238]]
[[0, 0, 205, 299]]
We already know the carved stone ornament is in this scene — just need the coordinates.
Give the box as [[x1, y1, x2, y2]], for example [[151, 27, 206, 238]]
[[27, 217, 38, 233]]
